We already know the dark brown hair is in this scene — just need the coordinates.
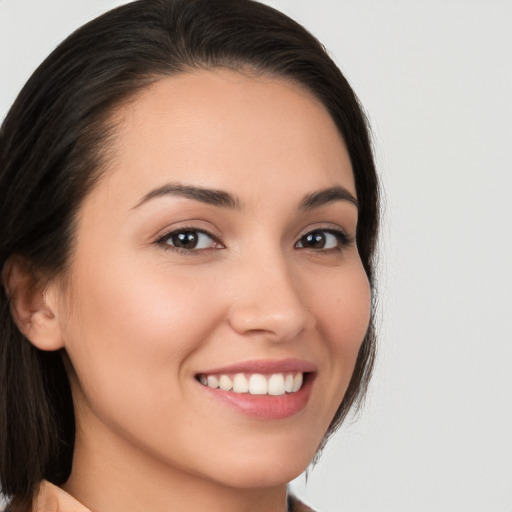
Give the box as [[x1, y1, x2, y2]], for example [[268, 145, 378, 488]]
[[0, 0, 379, 507]]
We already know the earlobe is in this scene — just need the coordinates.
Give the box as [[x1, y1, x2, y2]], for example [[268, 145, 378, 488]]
[[2, 257, 65, 351]]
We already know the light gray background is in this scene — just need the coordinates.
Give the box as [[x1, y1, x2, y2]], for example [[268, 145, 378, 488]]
[[1, 1, 511, 511]]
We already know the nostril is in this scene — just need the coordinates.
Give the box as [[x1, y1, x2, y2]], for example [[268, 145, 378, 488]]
[[226, 301, 315, 342]]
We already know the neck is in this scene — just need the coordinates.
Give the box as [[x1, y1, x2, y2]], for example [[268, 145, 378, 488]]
[[63, 418, 289, 512]]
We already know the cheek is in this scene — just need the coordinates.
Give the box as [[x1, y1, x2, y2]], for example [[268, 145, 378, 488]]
[[60, 253, 223, 408], [333, 271, 371, 348], [307, 260, 371, 381], [59, 254, 234, 468]]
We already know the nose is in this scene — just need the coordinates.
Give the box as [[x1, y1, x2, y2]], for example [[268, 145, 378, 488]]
[[226, 252, 316, 342]]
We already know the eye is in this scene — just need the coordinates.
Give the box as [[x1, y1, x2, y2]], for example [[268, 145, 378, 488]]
[[295, 229, 351, 251], [157, 229, 221, 251]]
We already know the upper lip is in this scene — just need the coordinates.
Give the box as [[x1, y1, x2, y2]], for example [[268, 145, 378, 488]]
[[197, 358, 317, 375]]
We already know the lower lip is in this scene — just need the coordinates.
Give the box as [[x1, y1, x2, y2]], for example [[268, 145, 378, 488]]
[[198, 374, 314, 420]]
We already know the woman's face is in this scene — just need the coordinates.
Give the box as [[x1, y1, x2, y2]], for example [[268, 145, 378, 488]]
[[54, 70, 371, 490]]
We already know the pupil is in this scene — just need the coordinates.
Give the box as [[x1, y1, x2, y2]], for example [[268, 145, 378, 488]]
[[172, 231, 198, 249], [304, 231, 325, 248]]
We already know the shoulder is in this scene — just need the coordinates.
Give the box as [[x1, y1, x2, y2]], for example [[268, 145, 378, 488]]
[[30, 481, 90, 512]]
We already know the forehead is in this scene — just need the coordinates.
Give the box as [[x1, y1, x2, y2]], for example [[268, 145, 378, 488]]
[[94, 69, 355, 207]]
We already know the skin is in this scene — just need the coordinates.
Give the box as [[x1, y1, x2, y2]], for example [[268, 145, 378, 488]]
[[25, 70, 371, 512]]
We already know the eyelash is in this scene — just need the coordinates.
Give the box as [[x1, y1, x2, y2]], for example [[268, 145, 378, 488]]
[[155, 226, 354, 254], [155, 227, 222, 255], [295, 228, 354, 252]]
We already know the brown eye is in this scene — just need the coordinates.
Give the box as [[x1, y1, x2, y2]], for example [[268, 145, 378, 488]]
[[300, 231, 326, 248], [295, 229, 349, 250], [161, 230, 218, 250], [169, 231, 199, 249]]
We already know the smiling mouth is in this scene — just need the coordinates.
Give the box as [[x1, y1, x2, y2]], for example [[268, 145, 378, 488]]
[[196, 372, 307, 396]]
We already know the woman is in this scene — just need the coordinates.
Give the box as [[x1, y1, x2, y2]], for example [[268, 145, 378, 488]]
[[0, 0, 379, 511]]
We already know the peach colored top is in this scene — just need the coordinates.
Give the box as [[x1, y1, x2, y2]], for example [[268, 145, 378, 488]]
[[31, 481, 90, 512], [29, 480, 314, 512]]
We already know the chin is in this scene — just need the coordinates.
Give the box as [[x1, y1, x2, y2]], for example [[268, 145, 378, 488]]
[[215, 464, 307, 490], [201, 440, 318, 489]]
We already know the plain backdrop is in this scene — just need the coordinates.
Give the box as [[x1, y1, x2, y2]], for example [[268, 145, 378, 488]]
[[1, 1, 511, 511]]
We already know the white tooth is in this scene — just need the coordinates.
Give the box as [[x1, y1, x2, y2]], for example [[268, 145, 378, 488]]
[[284, 374, 294, 393], [233, 373, 249, 393], [219, 375, 233, 391], [268, 373, 286, 396], [207, 375, 219, 389], [199, 374, 208, 386], [292, 372, 303, 392], [249, 374, 268, 395]]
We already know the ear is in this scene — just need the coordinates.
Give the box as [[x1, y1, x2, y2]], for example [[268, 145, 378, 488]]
[[2, 257, 65, 351]]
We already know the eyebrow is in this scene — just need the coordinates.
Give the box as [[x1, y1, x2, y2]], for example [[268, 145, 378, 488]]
[[299, 186, 359, 211], [133, 183, 358, 211], [133, 183, 242, 210]]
